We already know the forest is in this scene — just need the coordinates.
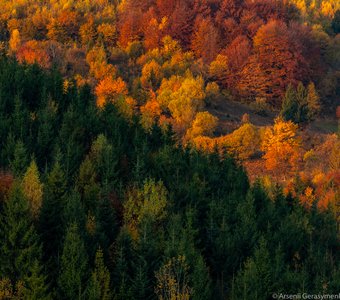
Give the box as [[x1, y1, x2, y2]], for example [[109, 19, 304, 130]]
[[0, 0, 339, 299]]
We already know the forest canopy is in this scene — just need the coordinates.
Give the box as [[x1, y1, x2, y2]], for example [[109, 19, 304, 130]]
[[0, 0, 339, 299]]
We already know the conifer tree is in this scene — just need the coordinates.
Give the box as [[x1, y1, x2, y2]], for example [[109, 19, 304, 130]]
[[281, 84, 298, 122], [58, 223, 89, 300], [306, 82, 321, 121], [22, 260, 51, 300], [38, 160, 67, 271], [234, 237, 272, 300], [22, 159, 43, 219], [87, 248, 111, 300], [9, 140, 29, 178], [0, 183, 49, 299]]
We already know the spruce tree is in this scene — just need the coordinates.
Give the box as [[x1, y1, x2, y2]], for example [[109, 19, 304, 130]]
[[0, 183, 49, 299], [234, 237, 272, 300], [38, 160, 67, 282], [22, 260, 51, 300], [9, 140, 29, 178], [306, 82, 320, 121], [87, 248, 111, 300], [0, 183, 41, 281], [281, 84, 298, 122], [58, 222, 88, 300]]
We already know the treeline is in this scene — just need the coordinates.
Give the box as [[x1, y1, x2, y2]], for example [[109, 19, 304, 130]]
[[0, 58, 339, 299]]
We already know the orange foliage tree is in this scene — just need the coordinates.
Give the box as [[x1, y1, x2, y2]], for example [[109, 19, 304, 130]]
[[95, 77, 128, 108], [238, 20, 299, 105], [47, 11, 80, 43], [16, 41, 51, 68], [262, 117, 301, 179], [191, 17, 220, 64], [97, 23, 117, 47]]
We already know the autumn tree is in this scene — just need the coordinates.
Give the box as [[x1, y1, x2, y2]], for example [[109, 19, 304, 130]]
[[191, 18, 220, 64], [47, 11, 80, 43], [238, 20, 299, 105], [262, 117, 301, 178], [143, 14, 167, 50], [124, 179, 168, 238], [222, 35, 251, 89], [95, 77, 128, 108], [185, 111, 218, 141], [166, 1, 194, 48], [167, 75, 206, 135], [118, 1, 144, 47], [306, 82, 321, 121], [9, 29, 21, 54], [223, 123, 261, 160], [140, 98, 162, 131], [21, 159, 43, 219], [140, 60, 164, 90], [209, 54, 230, 86], [86, 46, 117, 80], [97, 23, 117, 47], [155, 256, 192, 300], [16, 40, 51, 69], [79, 17, 97, 47]]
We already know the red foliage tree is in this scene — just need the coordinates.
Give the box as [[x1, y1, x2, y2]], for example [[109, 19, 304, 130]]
[[238, 20, 298, 104], [222, 35, 251, 89], [17, 41, 51, 68], [191, 17, 220, 64]]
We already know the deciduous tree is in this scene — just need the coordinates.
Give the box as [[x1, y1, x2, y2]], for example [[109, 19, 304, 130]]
[[262, 117, 301, 178]]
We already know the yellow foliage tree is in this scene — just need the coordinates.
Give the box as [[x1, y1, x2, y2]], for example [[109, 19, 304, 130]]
[[209, 54, 229, 85], [155, 256, 192, 300], [140, 99, 162, 131], [86, 46, 116, 80], [261, 117, 301, 178], [22, 159, 43, 219], [168, 75, 206, 134], [9, 29, 21, 54], [140, 60, 164, 90], [97, 23, 117, 47], [223, 123, 261, 160], [185, 111, 218, 141], [157, 75, 182, 110]]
